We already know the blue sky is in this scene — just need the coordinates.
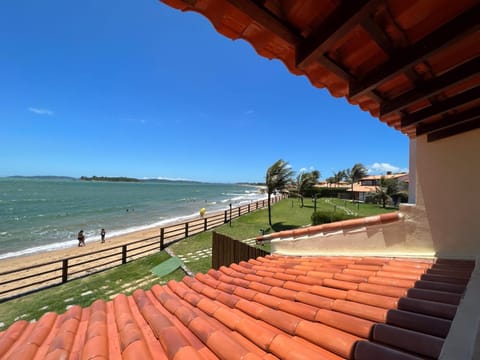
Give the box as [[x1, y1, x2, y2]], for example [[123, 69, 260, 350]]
[[0, 1, 409, 183]]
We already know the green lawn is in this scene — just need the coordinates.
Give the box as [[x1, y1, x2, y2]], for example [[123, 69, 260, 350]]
[[0, 252, 185, 330], [0, 197, 395, 330]]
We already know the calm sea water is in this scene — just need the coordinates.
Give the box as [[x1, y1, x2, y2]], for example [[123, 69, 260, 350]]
[[0, 178, 266, 259]]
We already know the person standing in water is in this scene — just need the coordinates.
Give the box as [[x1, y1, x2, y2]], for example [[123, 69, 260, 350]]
[[77, 230, 85, 247], [100, 228, 106, 243]]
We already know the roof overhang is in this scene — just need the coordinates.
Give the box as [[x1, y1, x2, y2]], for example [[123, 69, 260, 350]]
[[160, 0, 479, 142]]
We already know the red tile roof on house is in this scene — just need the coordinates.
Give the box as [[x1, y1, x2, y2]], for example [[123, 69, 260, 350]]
[[345, 184, 378, 193], [1, 255, 474, 359], [360, 174, 408, 181]]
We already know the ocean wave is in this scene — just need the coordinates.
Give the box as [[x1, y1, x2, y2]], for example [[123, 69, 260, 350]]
[[0, 184, 270, 260], [0, 239, 79, 260]]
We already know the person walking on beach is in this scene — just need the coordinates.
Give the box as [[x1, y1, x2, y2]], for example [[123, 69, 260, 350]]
[[100, 228, 106, 243], [77, 230, 85, 247]]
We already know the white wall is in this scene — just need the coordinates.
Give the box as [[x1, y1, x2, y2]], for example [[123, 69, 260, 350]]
[[415, 129, 480, 257]]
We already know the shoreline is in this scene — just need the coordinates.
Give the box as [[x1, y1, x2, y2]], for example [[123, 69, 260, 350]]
[[0, 194, 281, 300], [0, 222, 164, 273], [0, 207, 229, 273], [0, 193, 274, 273], [0, 189, 268, 262]]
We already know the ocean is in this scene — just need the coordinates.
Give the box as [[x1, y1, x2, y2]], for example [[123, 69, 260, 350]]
[[0, 178, 266, 260]]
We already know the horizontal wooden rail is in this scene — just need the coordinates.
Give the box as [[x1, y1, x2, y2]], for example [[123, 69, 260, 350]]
[[0, 195, 284, 301]]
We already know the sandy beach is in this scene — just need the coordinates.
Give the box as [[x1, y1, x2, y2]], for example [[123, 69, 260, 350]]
[[0, 217, 205, 299], [0, 196, 274, 300]]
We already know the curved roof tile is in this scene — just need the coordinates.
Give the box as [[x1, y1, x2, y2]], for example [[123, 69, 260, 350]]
[[0, 255, 475, 359]]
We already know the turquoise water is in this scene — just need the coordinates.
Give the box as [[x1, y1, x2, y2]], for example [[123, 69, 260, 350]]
[[0, 178, 266, 259]]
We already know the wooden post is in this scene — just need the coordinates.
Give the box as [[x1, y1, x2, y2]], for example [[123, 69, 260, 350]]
[[238, 207, 241, 217], [122, 245, 127, 264], [248, 204, 250, 213], [224, 210, 228, 224], [62, 259, 68, 283], [185, 222, 189, 238], [160, 228, 165, 250], [204, 218, 207, 231]]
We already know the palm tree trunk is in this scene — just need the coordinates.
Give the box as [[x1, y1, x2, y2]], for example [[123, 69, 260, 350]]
[[268, 193, 272, 226]]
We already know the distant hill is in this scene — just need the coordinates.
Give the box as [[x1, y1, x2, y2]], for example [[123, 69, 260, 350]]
[[79, 176, 205, 184], [237, 182, 265, 186], [7, 175, 76, 180], [80, 176, 140, 182]]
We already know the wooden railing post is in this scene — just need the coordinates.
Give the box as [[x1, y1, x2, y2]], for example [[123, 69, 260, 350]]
[[185, 222, 189, 238], [238, 207, 241, 217], [122, 245, 127, 264], [160, 228, 165, 250], [62, 259, 68, 283], [248, 204, 250, 213], [204, 218, 207, 231]]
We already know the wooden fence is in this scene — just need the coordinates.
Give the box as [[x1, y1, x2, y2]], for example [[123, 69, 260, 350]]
[[211, 232, 269, 270], [0, 196, 282, 301]]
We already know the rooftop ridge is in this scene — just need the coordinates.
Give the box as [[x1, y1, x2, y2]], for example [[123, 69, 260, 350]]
[[256, 212, 403, 243]]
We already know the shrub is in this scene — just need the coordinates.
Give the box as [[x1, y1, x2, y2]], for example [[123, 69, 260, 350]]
[[395, 191, 409, 204], [311, 210, 356, 225], [309, 187, 349, 198], [365, 194, 377, 204]]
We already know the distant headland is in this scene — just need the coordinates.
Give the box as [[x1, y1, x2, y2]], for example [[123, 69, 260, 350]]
[[80, 176, 140, 182], [4, 176, 263, 186]]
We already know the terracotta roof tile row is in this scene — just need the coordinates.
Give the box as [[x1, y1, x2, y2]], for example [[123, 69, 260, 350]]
[[0, 255, 474, 359], [256, 212, 402, 243]]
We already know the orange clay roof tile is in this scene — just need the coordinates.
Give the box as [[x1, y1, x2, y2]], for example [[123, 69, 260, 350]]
[[0, 256, 475, 359]]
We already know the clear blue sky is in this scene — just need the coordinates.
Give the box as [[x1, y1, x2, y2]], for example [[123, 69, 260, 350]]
[[0, 1, 409, 183]]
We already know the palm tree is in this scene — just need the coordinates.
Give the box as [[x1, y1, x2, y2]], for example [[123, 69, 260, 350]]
[[295, 170, 320, 207], [265, 159, 294, 226], [344, 163, 368, 200], [326, 176, 335, 187], [332, 170, 345, 187], [376, 176, 400, 208]]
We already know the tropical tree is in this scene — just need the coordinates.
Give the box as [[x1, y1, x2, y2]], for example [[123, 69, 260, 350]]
[[332, 170, 345, 187], [375, 176, 400, 208], [326, 176, 335, 187], [265, 159, 294, 226], [344, 163, 368, 200], [295, 170, 320, 207]]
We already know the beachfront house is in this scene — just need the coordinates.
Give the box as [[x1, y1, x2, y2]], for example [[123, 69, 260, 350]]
[[1, 1, 478, 359], [359, 173, 409, 187], [346, 173, 409, 202]]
